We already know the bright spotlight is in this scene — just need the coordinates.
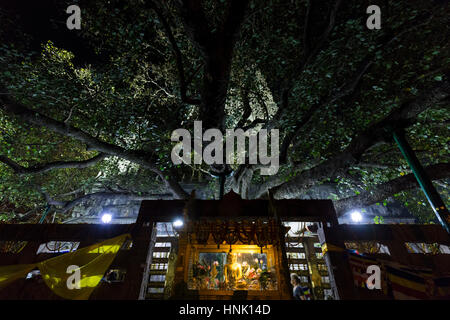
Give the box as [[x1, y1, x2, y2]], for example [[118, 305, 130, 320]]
[[101, 213, 112, 223], [173, 219, 183, 227], [351, 210, 362, 223]]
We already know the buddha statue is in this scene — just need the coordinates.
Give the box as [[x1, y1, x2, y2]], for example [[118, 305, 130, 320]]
[[224, 252, 243, 287]]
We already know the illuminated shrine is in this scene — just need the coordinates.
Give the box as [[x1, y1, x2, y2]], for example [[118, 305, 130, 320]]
[[171, 217, 292, 299], [0, 191, 449, 300]]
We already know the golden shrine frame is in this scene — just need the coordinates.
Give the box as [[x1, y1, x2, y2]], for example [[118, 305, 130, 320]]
[[186, 244, 278, 292]]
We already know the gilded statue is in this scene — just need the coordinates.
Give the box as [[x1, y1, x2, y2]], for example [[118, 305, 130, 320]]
[[224, 252, 242, 286]]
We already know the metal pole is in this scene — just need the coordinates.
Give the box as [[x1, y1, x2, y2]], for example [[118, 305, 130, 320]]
[[38, 205, 51, 224], [393, 130, 450, 234]]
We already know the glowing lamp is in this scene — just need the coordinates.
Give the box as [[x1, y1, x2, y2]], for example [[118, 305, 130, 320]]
[[173, 219, 183, 227], [350, 210, 362, 223], [101, 213, 112, 224]]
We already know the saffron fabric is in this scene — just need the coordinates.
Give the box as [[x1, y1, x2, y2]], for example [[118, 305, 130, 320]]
[[0, 233, 130, 300]]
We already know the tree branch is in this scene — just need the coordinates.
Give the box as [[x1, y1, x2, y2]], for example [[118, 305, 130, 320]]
[[43, 191, 173, 213], [334, 163, 450, 216], [15, 206, 47, 222], [176, 0, 213, 55], [222, 0, 251, 43], [353, 162, 397, 170], [0, 88, 189, 199], [0, 153, 106, 175], [303, 0, 342, 67], [177, 0, 250, 130], [269, 78, 450, 199], [148, 1, 201, 105], [279, 58, 373, 163], [302, 0, 313, 59], [241, 119, 266, 131], [237, 86, 252, 128], [234, 11, 443, 198], [278, 11, 442, 164]]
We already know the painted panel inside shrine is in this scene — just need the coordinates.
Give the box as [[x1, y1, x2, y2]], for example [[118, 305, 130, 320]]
[[187, 246, 277, 291]]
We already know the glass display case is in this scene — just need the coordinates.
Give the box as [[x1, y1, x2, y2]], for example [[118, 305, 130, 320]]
[[187, 245, 278, 291]]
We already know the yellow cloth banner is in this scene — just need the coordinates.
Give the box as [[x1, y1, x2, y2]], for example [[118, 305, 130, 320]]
[[0, 234, 130, 300]]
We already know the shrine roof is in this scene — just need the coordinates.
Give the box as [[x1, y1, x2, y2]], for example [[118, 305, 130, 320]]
[[138, 191, 338, 223]]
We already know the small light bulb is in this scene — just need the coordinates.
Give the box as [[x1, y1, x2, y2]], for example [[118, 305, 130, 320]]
[[173, 219, 183, 227], [351, 210, 362, 223], [101, 213, 112, 223]]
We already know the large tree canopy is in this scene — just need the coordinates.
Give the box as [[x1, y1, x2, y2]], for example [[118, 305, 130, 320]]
[[0, 0, 449, 223]]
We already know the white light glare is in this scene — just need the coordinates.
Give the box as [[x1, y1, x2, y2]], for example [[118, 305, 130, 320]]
[[173, 219, 183, 227], [351, 210, 362, 223], [101, 213, 112, 223]]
